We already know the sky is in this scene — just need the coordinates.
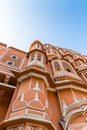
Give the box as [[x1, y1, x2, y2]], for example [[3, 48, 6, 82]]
[[0, 0, 87, 55]]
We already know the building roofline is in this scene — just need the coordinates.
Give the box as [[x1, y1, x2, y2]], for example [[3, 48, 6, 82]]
[[8, 46, 27, 54], [0, 42, 7, 47]]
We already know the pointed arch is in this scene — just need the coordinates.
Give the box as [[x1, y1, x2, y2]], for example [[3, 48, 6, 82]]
[[53, 60, 61, 71], [62, 61, 73, 73]]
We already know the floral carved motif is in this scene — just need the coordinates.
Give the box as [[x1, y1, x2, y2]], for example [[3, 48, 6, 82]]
[[6, 125, 24, 130]]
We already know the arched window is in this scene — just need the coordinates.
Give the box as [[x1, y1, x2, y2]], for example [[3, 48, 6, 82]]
[[59, 49, 64, 55], [76, 59, 84, 65], [54, 61, 61, 71], [47, 49, 50, 53], [44, 45, 48, 49], [35, 44, 42, 50], [37, 55, 41, 61], [67, 55, 74, 62], [62, 61, 73, 73], [52, 49, 57, 54], [30, 54, 35, 61], [37, 44, 40, 48]]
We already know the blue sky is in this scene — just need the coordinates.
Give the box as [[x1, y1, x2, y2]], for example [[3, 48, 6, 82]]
[[0, 0, 87, 55]]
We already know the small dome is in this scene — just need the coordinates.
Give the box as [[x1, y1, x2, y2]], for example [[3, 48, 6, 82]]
[[29, 40, 43, 51]]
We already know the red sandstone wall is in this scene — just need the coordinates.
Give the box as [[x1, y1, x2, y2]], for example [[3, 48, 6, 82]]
[[48, 91, 62, 130]]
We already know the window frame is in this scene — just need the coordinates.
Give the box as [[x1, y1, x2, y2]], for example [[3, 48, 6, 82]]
[[7, 61, 14, 66], [62, 61, 73, 73], [11, 55, 18, 60], [54, 60, 61, 71]]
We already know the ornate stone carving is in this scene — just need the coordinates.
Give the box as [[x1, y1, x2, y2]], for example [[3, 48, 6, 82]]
[[6, 125, 24, 130], [25, 123, 47, 130], [26, 124, 32, 130], [46, 100, 48, 108]]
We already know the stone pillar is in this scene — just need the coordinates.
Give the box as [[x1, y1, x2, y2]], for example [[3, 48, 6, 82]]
[[10, 76, 51, 120]]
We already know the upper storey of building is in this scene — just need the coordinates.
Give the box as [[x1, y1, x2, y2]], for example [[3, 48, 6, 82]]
[[0, 40, 87, 87]]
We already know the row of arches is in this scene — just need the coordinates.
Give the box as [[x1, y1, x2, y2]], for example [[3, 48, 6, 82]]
[[46, 48, 85, 66], [28, 52, 74, 73], [28, 42, 85, 82], [52, 60, 75, 75], [44, 44, 86, 66], [53, 60, 73, 73], [27, 50, 80, 81], [29, 42, 86, 68]]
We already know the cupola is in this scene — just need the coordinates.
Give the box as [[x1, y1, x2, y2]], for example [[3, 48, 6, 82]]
[[27, 41, 48, 70], [29, 40, 43, 51]]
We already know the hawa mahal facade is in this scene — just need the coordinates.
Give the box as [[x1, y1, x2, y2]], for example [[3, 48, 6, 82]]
[[0, 40, 87, 130]]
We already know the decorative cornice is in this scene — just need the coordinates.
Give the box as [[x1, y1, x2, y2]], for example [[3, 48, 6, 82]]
[[56, 84, 87, 92], [0, 115, 57, 130], [0, 82, 15, 89], [11, 66, 87, 90]]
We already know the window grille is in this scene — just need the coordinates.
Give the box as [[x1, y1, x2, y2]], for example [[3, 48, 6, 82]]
[[37, 55, 41, 61], [30, 54, 35, 61], [62, 61, 72, 73], [54, 61, 61, 71]]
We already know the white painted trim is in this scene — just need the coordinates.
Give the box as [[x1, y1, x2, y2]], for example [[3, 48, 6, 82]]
[[27, 62, 45, 69], [0, 69, 13, 76], [19, 55, 26, 70], [71, 89, 78, 103], [55, 79, 70, 84], [6, 123, 24, 130], [0, 62, 20, 70], [4, 115, 57, 130], [0, 82, 15, 89], [0, 48, 9, 58], [11, 55, 18, 60], [16, 77, 32, 98], [18, 72, 50, 89], [47, 87, 56, 92], [54, 74, 81, 80], [12, 102, 27, 112], [26, 122, 44, 128], [6, 60, 14, 66], [28, 99, 44, 111], [67, 100, 87, 111], [64, 105, 87, 130], [56, 85, 87, 93], [68, 122, 87, 128], [0, 52, 26, 70]]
